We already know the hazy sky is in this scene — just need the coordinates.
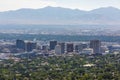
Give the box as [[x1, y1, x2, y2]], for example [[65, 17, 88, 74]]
[[0, 0, 120, 11]]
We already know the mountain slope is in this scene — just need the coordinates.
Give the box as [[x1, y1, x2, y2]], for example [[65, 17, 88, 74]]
[[0, 6, 120, 25]]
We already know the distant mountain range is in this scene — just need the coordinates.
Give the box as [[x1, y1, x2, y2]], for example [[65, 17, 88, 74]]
[[0, 6, 120, 25]]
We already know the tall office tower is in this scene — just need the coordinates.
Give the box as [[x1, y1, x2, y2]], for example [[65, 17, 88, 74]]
[[50, 41, 57, 50], [55, 45, 62, 54], [75, 43, 88, 53], [66, 43, 74, 53], [25, 41, 37, 52], [16, 39, 25, 50], [90, 40, 101, 54], [75, 45, 79, 52], [58, 42, 65, 54], [79, 43, 88, 52]]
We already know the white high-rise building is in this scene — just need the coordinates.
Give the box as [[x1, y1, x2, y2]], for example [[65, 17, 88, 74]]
[[82, 48, 93, 54], [55, 45, 62, 54]]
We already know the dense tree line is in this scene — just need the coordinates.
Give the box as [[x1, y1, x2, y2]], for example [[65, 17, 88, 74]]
[[0, 33, 120, 42], [0, 54, 120, 80]]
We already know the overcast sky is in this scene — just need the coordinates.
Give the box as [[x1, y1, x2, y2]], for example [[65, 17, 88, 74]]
[[0, 0, 120, 11]]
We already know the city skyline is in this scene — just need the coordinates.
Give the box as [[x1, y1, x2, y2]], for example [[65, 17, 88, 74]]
[[0, 0, 120, 11]]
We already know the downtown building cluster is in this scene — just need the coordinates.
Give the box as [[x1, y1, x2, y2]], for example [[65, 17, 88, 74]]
[[16, 39, 102, 55]]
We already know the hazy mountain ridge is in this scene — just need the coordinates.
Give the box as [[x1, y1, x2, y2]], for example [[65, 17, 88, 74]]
[[0, 6, 120, 25]]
